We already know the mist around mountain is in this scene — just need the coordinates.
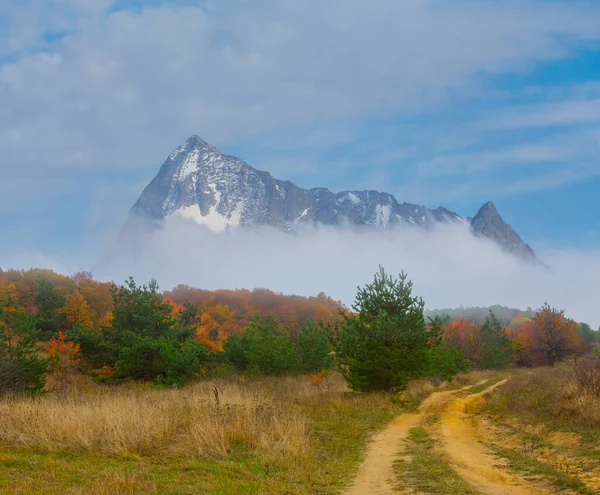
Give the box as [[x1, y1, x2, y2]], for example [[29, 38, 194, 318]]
[[86, 136, 600, 327], [124, 135, 537, 262]]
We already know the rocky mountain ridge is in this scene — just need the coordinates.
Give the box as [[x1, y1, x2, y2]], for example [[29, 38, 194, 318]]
[[127, 135, 537, 261]]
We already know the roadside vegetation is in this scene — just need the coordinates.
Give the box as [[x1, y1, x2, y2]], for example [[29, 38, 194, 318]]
[[482, 357, 600, 493]]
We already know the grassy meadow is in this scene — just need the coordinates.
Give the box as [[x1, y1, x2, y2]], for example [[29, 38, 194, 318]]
[[0, 372, 435, 495], [482, 361, 600, 493], [2, 364, 600, 494]]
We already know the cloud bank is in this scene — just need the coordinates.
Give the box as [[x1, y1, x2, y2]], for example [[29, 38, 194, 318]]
[[3, 0, 600, 171], [93, 219, 600, 327]]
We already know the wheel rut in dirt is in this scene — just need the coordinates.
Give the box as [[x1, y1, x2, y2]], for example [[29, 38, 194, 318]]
[[438, 380, 550, 495], [345, 379, 554, 495], [344, 382, 481, 495]]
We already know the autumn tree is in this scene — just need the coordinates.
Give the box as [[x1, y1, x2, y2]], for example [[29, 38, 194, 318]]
[[73, 273, 113, 330], [62, 290, 94, 330], [196, 313, 222, 351], [443, 318, 485, 366], [47, 331, 81, 398], [333, 267, 438, 393], [530, 304, 581, 366], [508, 319, 536, 366]]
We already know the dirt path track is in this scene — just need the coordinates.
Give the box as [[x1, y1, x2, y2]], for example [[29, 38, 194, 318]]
[[344, 380, 553, 495]]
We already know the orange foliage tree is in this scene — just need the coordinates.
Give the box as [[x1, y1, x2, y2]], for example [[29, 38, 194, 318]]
[[443, 319, 485, 367], [506, 319, 536, 366], [196, 313, 223, 351], [164, 286, 343, 338], [46, 331, 81, 397], [529, 304, 581, 366]]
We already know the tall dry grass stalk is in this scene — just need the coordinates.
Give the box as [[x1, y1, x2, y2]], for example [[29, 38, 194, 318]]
[[0, 374, 348, 462]]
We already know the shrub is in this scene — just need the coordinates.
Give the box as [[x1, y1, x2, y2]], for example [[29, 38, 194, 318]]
[[573, 352, 600, 396], [426, 343, 468, 381], [223, 315, 300, 375], [0, 340, 47, 395], [297, 321, 333, 373]]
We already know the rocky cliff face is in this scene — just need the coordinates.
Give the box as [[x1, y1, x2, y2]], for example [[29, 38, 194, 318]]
[[470, 202, 536, 260], [126, 135, 537, 261]]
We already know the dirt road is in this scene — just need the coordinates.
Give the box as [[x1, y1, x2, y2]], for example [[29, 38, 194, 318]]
[[344, 380, 553, 495]]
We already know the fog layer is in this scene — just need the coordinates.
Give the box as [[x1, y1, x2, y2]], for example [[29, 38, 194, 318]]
[[94, 219, 600, 326]]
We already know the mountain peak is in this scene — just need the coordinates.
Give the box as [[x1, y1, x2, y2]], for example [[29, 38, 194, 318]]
[[476, 201, 499, 215], [126, 137, 538, 263], [480, 201, 496, 211], [470, 201, 536, 260], [185, 135, 216, 151]]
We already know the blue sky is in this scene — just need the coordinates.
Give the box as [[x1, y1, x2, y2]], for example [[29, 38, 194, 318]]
[[1, 0, 600, 271]]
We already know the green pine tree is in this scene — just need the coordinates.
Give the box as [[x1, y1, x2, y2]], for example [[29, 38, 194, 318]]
[[297, 320, 333, 373], [0, 291, 46, 395], [479, 311, 512, 369], [32, 276, 66, 338], [333, 267, 433, 393]]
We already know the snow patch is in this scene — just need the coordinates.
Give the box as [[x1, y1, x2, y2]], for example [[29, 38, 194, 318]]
[[176, 148, 200, 180], [375, 204, 391, 227], [170, 203, 242, 232], [207, 183, 221, 205], [168, 144, 186, 162], [168, 183, 243, 232], [347, 192, 361, 205], [337, 192, 362, 206]]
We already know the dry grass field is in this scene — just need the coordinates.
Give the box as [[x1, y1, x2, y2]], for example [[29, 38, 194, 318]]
[[0, 372, 433, 494], [482, 360, 600, 494], [3, 365, 598, 494]]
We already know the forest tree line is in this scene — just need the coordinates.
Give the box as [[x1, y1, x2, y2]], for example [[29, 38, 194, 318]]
[[1, 267, 598, 394]]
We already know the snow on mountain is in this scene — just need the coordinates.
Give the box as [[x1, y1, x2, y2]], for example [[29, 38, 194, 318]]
[[126, 135, 537, 261]]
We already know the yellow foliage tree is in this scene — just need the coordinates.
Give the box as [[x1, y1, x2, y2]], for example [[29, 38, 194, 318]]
[[62, 290, 93, 329], [98, 311, 113, 329]]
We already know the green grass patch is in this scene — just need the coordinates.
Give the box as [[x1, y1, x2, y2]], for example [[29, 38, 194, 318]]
[[394, 427, 482, 495], [488, 443, 595, 495], [300, 392, 416, 493], [0, 448, 299, 495]]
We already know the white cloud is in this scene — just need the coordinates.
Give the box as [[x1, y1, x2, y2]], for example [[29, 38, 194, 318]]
[[94, 219, 600, 327], [499, 165, 600, 196], [2, 0, 600, 171], [482, 98, 600, 131]]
